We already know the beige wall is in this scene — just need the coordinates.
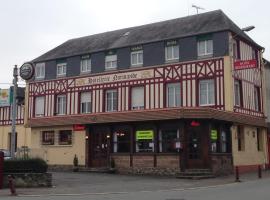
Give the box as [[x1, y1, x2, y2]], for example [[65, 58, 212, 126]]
[[231, 125, 268, 167], [29, 126, 86, 166], [223, 56, 234, 111], [0, 125, 31, 150]]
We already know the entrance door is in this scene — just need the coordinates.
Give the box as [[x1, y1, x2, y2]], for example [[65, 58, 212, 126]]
[[89, 127, 110, 168], [185, 123, 209, 169]]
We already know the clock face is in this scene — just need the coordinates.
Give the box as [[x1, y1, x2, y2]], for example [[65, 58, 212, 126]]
[[20, 63, 34, 80]]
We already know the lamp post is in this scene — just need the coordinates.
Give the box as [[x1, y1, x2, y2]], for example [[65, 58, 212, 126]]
[[10, 65, 18, 158]]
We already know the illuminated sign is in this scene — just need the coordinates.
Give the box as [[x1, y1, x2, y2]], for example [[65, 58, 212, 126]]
[[191, 121, 200, 127], [211, 130, 218, 140], [136, 130, 154, 140], [73, 124, 86, 131], [234, 59, 257, 70]]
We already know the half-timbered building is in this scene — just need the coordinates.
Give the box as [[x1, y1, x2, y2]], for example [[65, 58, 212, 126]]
[[26, 10, 269, 175]]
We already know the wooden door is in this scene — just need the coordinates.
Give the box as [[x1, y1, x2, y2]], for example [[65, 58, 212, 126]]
[[89, 127, 110, 168]]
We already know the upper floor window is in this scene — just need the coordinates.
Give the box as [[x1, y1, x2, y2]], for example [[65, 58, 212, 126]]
[[80, 55, 91, 73], [197, 35, 213, 57], [35, 96, 45, 117], [131, 49, 143, 66], [105, 89, 117, 112], [35, 63, 45, 79], [56, 95, 66, 115], [165, 40, 179, 62], [232, 40, 240, 60], [80, 92, 92, 114], [105, 53, 117, 70], [199, 79, 215, 106], [254, 86, 261, 111], [131, 87, 144, 110], [166, 83, 181, 107], [234, 80, 242, 107], [57, 62, 67, 77]]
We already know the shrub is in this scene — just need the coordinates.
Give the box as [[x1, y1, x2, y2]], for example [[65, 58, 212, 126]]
[[3, 158, 48, 173]]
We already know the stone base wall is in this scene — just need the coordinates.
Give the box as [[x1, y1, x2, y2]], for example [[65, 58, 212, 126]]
[[112, 154, 180, 176], [3, 173, 52, 188], [211, 154, 233, 175]]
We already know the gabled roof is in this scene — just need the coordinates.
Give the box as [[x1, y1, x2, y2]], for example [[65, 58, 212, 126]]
[[33, 9, 262, 62]]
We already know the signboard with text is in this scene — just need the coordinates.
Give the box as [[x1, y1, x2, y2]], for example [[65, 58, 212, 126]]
[[0, 89, 11, 107], [136, 130, 154, 140], [211, 130, 218, 140], [234, 59, 257, 70]]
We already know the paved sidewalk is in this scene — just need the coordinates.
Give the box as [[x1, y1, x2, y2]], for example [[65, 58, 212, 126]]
[[0, 170, 269, 197]]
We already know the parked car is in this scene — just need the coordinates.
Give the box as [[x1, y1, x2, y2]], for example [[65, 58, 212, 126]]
[[0, 149, 11, 160]]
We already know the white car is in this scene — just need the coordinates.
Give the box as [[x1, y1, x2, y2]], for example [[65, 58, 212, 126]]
[[0, 149, 12, 160]]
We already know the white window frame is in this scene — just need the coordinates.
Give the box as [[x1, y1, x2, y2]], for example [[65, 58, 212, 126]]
[[166, 83, 181, 107], [234, 80, 242, 107], [131, 50, 143, 66], [131, 87, 144, 110], [197, 39, 213, 57], [57, 63, 67, 77], [105, 55, 117, 70], [35, 96, 45, 117], [199, 79, 215, 106], [105, 89, 117, 112], [80, 57, 91, 73], [56, 95, 66, 115], [80, 92, 92, 114], [35, 63, 45, 79], [165, 45, 179, 61]]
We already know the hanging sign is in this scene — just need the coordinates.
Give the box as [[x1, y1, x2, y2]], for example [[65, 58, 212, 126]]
[[0, 89, 11, 107], [211, 130, 218, 140], [234, 59, 257, 70], [136, 130, 154, 140], [20, 62, 35, 80]]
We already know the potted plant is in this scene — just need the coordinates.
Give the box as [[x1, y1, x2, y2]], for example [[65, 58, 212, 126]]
[[73, 154, 79, 172]]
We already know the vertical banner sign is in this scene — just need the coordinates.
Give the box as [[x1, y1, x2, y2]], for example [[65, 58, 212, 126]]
[[0, 89, 11, 107]]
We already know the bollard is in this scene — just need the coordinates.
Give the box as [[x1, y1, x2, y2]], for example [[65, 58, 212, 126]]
[[235, 166, 240, 182], [258, 165, 262, 179], [8, 175, 17, 196]]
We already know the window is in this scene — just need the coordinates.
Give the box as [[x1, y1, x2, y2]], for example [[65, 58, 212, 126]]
[[257, 128, 263, 151], [131, 87, 144, 110], [42, 131, 54, 145], [232, 40, 240, 60], [56, 95, 66, 115], [237, 126, 245, 151], [58, 130, 72, 145], [131, 50, 143, 66], [35, 96, 45, 117], [165, 45, 179, 61], [106, 90, 117, 112], [80, 56, 91, 73], [234, 80, 242, 107], [166, 83, 181, 107], [105, 54, 117, 70], [197, 39, 213, 57], [159, 130, 179, 153], [254, 86, 261, 111], [57, 63, 67, 77], [80, 92, 92, 113], [199, 79, 215, 106], [136, 130, 154, 152], [113, 130, 130, 153], [35, 63, 45, 79], [220, 130, 227, 153]]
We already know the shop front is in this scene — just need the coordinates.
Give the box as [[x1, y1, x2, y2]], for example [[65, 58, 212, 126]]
[[86, 119, 233, 175]]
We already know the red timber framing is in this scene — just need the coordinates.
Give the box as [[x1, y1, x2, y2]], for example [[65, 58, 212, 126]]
[[0, 105, 24, 125], [28, 58, 225, 123], [232, 39, 264, 117]]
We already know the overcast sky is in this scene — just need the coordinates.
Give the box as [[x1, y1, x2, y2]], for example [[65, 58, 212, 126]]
[[0, 0, 269, 88]]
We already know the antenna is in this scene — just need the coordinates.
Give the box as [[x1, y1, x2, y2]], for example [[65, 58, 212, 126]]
[[192, 4, 205, 14]]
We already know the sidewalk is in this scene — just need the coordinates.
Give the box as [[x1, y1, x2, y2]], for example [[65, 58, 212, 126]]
[[1, 170, 269, 197]]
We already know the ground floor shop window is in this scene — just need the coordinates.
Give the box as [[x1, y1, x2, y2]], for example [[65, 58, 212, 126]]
[[113, 130, 130, 153], [136, 130, 154, 152], [159, 129, 180, 153], [58, 130, 72, 145], [42, 131, 55, 145], [210, 126, 231, 153]]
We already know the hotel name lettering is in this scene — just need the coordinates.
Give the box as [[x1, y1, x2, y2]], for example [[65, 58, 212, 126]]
[[75, 69, 154, 86]]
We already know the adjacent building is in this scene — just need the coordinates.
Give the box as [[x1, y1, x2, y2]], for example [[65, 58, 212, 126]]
[[23, 10, 268, 175]]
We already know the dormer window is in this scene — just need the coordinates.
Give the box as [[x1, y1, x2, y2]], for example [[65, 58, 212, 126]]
[[57, 62, 67, 77], [197, 35, 213, 57], [131, 46, 143, 66], [165, 40, 179, 62], [35, 63, 45, 80], [105, 51, 117, 70], [80, 55, 91, 73]]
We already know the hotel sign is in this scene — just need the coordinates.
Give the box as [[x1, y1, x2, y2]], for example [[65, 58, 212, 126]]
[[234, 59, 257, 70], [75, 69, 154, 87]]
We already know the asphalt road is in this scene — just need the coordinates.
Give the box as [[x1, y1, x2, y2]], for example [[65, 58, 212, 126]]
[[2, 177, 270, 200]]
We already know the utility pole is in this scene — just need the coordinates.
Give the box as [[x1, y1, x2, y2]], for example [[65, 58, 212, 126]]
[[10, 65, 18, 158]]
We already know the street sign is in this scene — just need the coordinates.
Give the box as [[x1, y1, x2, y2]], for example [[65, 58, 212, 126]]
[[234, 59, 257, 70]]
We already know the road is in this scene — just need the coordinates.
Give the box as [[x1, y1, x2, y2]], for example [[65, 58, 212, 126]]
[[2, 177, 269, 200]]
